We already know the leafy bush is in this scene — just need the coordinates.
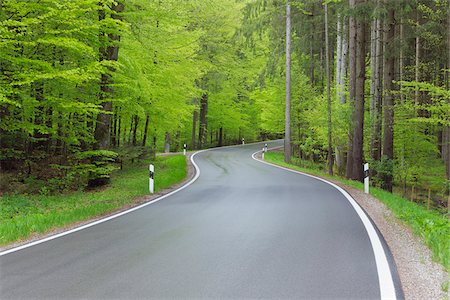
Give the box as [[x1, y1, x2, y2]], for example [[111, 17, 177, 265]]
[[73, 150, 119, 188]]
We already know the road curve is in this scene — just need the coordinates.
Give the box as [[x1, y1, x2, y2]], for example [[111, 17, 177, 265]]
[[0, 141, 402, 299]]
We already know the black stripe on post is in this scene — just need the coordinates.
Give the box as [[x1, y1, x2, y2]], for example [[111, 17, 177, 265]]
[[364, 169, 369, 178]]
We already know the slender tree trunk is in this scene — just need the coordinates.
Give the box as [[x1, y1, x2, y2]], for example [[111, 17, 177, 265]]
[[164, 132, 170, 153], [285, 0, 292, 163], [111, 107, 117, 147], [399, 18, 404, 103], [371, 5, 383, 163], [351, 0, 367, 181], [218, 127, 223, 147], [346, 0, 357, 178], [325, 3, 333, 175], [132, 115, 139, 146], [415, 11, 420, 105], [382, 7, 396, 192], [191, 99, 198, 149], [142, 114, 150, 147], [444, 1, 450, 195], [94, 2, 124, 150], [309, 5, 315, 85], [198, 94, 208, 149], [117, 108, 121, 147]]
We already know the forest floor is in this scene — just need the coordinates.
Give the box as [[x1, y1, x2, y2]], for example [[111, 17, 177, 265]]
[[261, 151, 449, 299], [0, 154, 193, 251]]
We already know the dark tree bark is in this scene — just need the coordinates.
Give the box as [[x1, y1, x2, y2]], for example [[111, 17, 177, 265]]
[[198, 94, 208, 149], [142, 114, 150, 147], [111, 107, 118, 147], [351, 0, 366, 182], [382, 7, 396, 192], [94, 2, 124, 150], [324, 3, 333, 176], [192, 105, 198, 149], [346, 0, 357, 178], [218, 127, 223, 147], [117, 108, 121, 147], [132, 115, 139, 146]]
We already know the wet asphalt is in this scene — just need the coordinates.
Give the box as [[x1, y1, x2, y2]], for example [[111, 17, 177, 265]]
[[0, 141, 401, 299]]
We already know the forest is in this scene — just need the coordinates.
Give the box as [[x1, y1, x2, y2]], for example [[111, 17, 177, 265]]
[[0, 0, 449, 212]]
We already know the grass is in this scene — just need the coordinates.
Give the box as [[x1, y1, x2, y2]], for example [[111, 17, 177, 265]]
[[0, 155, 187, 246], [264, 151, 450, 271]]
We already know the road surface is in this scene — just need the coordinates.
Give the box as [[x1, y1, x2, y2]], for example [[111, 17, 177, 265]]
[[0, 141, 402, 299]]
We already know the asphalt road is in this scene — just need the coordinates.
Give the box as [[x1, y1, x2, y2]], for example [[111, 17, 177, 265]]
[[0, 141, 402, 299]]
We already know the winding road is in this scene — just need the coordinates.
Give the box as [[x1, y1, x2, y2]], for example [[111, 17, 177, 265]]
[[0, 140, 403, 299]]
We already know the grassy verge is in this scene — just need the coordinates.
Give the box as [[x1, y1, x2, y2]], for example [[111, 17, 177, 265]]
[[264, 151, 449, 271], [0, 155, 187, 246]]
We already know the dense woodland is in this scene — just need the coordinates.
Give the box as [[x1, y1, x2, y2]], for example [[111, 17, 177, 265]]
[[0, 0, 449, 211]]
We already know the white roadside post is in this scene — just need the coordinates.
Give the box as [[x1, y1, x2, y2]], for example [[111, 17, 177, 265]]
[[364, 163, 369, 194], [264, 143, 268, 153], [262, 148, 265, 160], [183, 143, 187, 156], [242, 138, 245, 145], [149, 164, 154, 194]]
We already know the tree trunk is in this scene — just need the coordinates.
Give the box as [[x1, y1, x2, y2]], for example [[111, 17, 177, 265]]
[[351, 0, 366, 182], [132, 115, 139, 146], [346, 0, 357, 178], [117, 108, 121, 147], [415, 11, 420, 105], [382, 7, 396, 192], [198, 94, 208, 149], [142, 114, 150, 147], [370, 5, 383, 163], [309, 5, 315, 85], [94, 2, 124, 150], [164, 132, 170, 153], [191, 99, 198, 149], [325, 3, 333, 175], [218, 127, 223, 147], [285, 0, 292, 163], [111, 107, 118, 147]]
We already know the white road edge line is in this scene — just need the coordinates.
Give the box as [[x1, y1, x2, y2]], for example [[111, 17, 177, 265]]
[[0, 140, 272, 257], [0, 149, 207, 257], [252, 149, 397, 300]]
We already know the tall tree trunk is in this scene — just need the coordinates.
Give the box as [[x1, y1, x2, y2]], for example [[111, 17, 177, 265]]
[[309, 4, 315, 85], [444, 1, 450, 200], [94, 2, 124, 150], [370, 5, 383, 163], [285, 0, 292, 163], [198, 94, 208, 149], [218, 127, 223, 147], [414, 11, 420, 105], [325, 3, 333, 176], [164, 132, 171, 153], [117, 108, 121, 147], [346, 0, 357, 178], [382, 7, 396, 192], [191, 99, 198, 149], [111, 107, 118, 147], [142, 114, 150, 147], [132, 115, 139, 146], [351, 0, 367, 181]]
